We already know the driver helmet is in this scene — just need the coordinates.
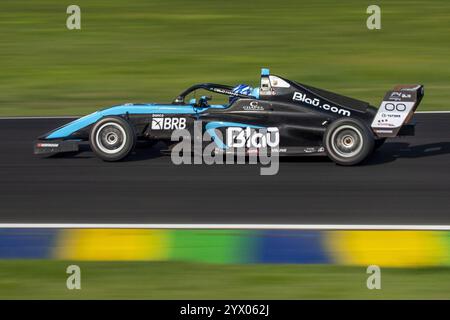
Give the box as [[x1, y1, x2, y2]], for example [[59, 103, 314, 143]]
[[229, 84, 253, 104]]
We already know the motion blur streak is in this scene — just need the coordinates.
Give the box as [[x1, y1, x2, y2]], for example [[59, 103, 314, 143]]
[[326, 231, 448, 267], [1, 0, 450, 116], [168, 230, 251, 264], [1, 229, 449, 267], [56, 229, 169, 261]]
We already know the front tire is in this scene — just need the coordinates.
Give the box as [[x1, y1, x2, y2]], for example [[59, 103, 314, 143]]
[[90, 116, 136, 161], [323, 118, 374, 166]]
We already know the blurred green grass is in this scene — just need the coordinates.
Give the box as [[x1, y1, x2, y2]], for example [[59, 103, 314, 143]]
[[0, 0, 449, 116], [0, 261, 449, 299]]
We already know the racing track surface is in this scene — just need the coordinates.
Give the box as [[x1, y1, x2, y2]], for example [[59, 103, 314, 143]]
[[0, 113, 449, 225]]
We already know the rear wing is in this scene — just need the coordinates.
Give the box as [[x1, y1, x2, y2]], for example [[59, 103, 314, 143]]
[[371, 85, 424, 138]]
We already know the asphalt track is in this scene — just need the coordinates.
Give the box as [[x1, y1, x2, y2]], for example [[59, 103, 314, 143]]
[[0, 113, 449, 225]]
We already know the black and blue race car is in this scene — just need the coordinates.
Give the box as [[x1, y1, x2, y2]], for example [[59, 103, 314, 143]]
[[34, 68, 424, 165]]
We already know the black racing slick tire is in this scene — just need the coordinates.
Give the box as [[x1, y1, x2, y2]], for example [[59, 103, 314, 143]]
[[323, 118, 375, 166], [89, 116, 136, 161]]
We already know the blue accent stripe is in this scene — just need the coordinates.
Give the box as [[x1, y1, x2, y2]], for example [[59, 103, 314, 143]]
[[209, 104, 228, 109], [205, 121, 263, 149], [46, 112, 102, 139], [261, 68, 270, 76], [251, 88, 260, 99], [46, 104, 199, 139]]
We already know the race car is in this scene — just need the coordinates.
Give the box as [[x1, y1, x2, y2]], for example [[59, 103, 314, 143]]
[[34, 68, 424, 165]]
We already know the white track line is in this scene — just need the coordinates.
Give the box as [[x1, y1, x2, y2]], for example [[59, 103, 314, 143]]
[[416, 111, 450, 114], [0, 224, 448, 230]]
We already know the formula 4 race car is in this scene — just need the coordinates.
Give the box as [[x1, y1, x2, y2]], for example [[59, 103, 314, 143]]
[[35, 68, 424, 165]]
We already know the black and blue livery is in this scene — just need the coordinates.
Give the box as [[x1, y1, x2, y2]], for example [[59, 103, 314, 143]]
[[35, 68, 423, 165]]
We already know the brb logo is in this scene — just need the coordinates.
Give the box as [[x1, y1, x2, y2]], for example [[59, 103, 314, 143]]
[[226, 127, 279, 148], [151, 117, 186, 130]]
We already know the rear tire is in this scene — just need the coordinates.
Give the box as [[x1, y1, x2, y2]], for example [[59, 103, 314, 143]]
[[90, 116, 136, 161], [323, 118, 374, 166]]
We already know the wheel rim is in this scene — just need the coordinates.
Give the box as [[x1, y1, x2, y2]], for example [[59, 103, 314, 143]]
[[330, 125, 363, 158], [95, 122, 127, 154]]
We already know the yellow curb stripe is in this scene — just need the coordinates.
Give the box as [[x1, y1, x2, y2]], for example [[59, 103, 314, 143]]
[[325, 231, 448, 267], [55, 229, 169, 261]]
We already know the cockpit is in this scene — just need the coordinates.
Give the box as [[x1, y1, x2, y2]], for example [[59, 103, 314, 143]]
[[171, 69, 281, 109]]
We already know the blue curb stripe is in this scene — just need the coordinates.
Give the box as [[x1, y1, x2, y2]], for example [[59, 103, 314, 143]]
[[0, 229, 58, 259], [256, 230, 330, 264]]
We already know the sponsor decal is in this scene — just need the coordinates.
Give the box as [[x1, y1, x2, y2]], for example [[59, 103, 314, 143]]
[[376, 119, 395, 126], [37, 143, 59, 148], [212, 87, 243, 96], [374, 129, 393, 133], [389, 92, 412, 101], [292, 92, 351, 116], [303, 147, 316, 153], [372, 99, 415, 133], [385, 103, 406, 112], [259, 90, 275, 96], [272, 147, 287, 153], [170, 121, 280, 176], [151, 117, 186, 130], [215, 146, 287, 155], [243, 101, 264, 111], [303, 146, 325, 153], [381, 113, 400, 118], [226, 127, 279, 148]]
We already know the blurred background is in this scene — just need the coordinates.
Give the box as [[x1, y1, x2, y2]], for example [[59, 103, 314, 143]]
[[0, 0, 449, 116], [0, 228, 449, 299]]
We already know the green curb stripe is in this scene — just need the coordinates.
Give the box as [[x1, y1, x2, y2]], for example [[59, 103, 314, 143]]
[[168, 230, 255, 264], [442, 232, 450, 266]]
